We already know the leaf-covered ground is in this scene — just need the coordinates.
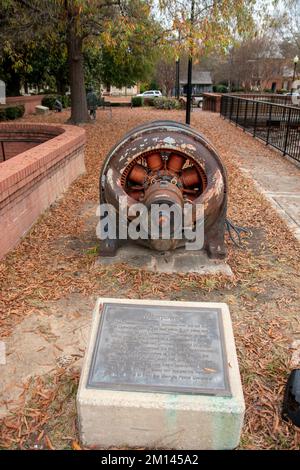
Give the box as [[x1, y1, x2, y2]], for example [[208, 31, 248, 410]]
[[0, 108, 299, 449]]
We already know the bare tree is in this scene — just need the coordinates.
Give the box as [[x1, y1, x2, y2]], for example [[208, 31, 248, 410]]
[[209, 35, 289, 91], [154, 47, 176, 96]]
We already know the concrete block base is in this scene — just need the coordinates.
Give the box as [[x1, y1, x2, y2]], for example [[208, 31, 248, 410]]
[[77, 298, 244, 450], [97, 244, 233, 276], [35, 105, 49, 114]]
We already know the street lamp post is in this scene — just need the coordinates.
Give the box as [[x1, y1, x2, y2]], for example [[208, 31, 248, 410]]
[[292, 55, 299, 83], [185, 0, 195, 125], [175, 57, 180, 100]]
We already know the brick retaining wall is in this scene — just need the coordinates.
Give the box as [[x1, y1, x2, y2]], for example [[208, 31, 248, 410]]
[[202, 93, 222, 113], [5, 95, 45, 115], [0, 126, 63, 162], [0, 123, 86, 259]]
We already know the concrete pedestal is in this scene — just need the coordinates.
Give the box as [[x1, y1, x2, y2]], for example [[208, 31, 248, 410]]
[[77, 298, 245, 450], [35, 105, 49, 114], [97, 244, 233, 276]]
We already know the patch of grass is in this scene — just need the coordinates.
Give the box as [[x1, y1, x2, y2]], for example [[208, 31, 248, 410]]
[[265, 353, 286, 379], [85, 246, 99, 256]]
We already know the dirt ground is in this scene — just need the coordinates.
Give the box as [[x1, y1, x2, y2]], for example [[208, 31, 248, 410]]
[[0, 107, 300, 450]]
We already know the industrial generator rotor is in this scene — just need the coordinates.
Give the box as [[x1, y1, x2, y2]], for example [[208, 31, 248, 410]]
[[99, 120, 228, 259]]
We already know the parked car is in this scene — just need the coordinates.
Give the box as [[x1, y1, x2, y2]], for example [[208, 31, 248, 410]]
[[192, 96, 203, 108], [136, 90, 162, 98], [284, 91, 300, 96], [284, 91, 300, 105]]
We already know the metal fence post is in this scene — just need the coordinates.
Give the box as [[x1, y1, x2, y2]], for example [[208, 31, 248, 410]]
[[266, 103, 272, 145], [229, 97, 234, 121], [226, 96, 230, 117], [283, 107, 292, 156], [243, 100, 248, 132], [236, 98, 240, 126], [223, 95, 228, 118], [220, 95, 224, 117], [253, 101, 259, 137]]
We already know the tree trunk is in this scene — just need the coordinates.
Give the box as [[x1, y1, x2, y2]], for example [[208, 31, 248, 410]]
[[66, 20, 89, 124], [56, 77, 67, 95], [6, 73, 21, 97]]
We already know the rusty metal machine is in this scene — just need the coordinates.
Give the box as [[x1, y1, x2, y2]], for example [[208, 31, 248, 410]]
[[99, 120, 228, 259]]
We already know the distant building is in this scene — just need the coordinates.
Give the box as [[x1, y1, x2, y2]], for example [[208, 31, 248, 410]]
[[243, 51, 296, 92], [261, 66, 295, 92], [180, 70, 213, 95], [0, 80, 6, 104], [102, 84, 140, 96]]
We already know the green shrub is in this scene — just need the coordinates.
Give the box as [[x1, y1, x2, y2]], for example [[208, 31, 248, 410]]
[[213, 84, 228, 93], [4, 105, 25, 120], [42, 94, 70, 109], [41, 95, 56, 109], [263, 88, 273, 93], [41, 89, 57, 95], [153, 97, 180, 110], [177, 98, 186, 109], [143, 97, 155, 106], [0, 108, 6, 121], [131, 96, 144, 107], [110, 102, 129, 107], [231, 87, 245, 93], [60, 94, 71, 108], [140, 81, 159, 93], [278, 89, 288, 95], [139, 84, 147, 94]]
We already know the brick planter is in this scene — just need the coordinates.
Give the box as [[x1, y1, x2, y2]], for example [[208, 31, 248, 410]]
[[0, 123, 86, 259], [202, 93, 222, 113], [0, 125, 64, 162], [5, 95, 45, 115]]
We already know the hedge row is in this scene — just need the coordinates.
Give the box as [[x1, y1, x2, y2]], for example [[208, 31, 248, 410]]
[[153, 97, 181, 110], [0, 105, 25, 121], [213, 85, 229, 93], [131, 96, 181, 109], [41, 94, 71, 110], [131, 96, 144, 107]]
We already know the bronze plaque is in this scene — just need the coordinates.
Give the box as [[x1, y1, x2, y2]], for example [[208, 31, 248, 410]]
[[87, 302, 231, 396]]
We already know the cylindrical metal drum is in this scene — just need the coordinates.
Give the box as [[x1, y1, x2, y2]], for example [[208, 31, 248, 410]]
[[99, 120, 228, 259]]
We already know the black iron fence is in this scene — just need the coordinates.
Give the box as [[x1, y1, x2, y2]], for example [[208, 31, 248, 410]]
[[230, 93, 294, 106], [221, 95, 300, 163]]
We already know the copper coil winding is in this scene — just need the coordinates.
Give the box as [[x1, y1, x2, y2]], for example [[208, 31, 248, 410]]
[[181, 166, 201, 187], [167, 153, 185, 172], [128, 164, 147, 184], [121, 150, 207, 196], [146, 152, 163, 171]]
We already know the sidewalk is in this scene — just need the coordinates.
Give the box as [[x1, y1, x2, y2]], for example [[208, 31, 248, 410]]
[[193, 110, 300, 242], [238, 146, 300, 241]]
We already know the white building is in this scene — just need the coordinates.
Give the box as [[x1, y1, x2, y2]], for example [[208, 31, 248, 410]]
[[0, 80, 6, 105], [102, 84, 140, 96]]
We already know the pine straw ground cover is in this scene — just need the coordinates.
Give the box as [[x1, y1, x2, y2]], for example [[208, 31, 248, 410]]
[[0, 108, 299, 450]]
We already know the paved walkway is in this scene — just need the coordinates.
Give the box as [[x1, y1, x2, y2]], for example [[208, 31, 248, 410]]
[[234, 135, 300, 241], [192, 109, 300, 242]]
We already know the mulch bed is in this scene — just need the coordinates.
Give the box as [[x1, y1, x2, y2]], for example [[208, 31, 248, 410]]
[[0, 108, 299, 449]]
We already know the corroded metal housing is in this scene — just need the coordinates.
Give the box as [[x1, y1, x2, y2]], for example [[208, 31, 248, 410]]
[[99, 120, 228, 259]]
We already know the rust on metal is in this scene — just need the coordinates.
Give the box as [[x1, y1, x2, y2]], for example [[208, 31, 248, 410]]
[[147, 152, 163, 171], [99, 120, 228, 259]]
